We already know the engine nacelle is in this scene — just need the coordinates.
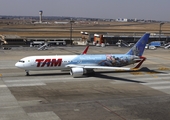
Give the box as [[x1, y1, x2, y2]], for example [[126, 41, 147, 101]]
[[70, 68, 84, 78]]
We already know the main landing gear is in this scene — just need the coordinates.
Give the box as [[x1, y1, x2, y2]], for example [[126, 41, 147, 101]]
[[25, 70, 30, 76]]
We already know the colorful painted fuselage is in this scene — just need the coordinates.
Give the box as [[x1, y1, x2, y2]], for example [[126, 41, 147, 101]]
[[15, 54, 138, 71]]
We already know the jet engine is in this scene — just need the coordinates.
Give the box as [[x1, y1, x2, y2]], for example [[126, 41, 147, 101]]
[[70, 68, 85, 78], [70, 68, 95, 78]]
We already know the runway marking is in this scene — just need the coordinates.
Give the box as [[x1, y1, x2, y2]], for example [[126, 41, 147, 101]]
[[3, 73, 170, 85], [150, 54, 170, 60], [0, 85, 7, 87], [7, 83, 46, 87], [4, 77, 96, 83], [135, 76, 170, 81], [74, 109, 80, 112], [145, 60, 158, 64], [151, 86, 170, 90], [4, 77, 77, 82], [142, 81, 170, 85], [0, 106, 20, 109], [28, 111, 61, 120], [138, 74, 170, 93], [157, 73, 170, 76]]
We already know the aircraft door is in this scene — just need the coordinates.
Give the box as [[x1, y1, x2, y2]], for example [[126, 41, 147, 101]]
[[29, 58, 35, 66]]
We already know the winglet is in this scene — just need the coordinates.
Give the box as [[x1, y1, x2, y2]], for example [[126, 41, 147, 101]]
[[81, 46, 89, 55]]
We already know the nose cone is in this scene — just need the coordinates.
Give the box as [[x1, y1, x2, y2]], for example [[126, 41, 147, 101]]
[[15, 62, 23, 68], [15, 62, 19, 67]]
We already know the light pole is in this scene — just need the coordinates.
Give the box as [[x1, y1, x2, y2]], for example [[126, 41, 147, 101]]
[[159, 22, 164, 41], [70, 19, 74, 45]]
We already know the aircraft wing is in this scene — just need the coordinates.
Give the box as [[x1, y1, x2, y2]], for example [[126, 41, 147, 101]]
[[66, 64, 136, 71], [84, 66, 132, 70]]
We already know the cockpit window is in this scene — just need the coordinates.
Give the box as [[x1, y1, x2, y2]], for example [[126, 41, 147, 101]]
[[19, 60, 25, 63]]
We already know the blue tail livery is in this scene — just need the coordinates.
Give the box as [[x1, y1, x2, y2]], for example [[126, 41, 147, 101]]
[[126, 33, 150, 56]]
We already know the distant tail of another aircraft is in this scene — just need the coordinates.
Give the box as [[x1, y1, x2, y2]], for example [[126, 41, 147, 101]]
[[126, 33, 150, 57]]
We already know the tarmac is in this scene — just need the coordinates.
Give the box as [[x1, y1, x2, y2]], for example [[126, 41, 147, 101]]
[[0, 46, 170, 120]]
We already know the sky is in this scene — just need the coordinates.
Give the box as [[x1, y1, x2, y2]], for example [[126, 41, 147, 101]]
[[0, 0, 169, 21]]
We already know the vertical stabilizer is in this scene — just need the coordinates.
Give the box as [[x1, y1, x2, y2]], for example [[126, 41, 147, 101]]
[[126, 33, 150, 56]]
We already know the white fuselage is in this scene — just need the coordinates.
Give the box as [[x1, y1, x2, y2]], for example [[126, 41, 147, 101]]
[[15, 54, 137, 71]]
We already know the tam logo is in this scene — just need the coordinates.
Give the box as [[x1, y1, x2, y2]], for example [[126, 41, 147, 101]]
[[36, 58, 62, 67]]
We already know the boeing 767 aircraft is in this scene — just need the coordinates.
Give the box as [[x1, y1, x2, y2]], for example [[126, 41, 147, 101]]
[[15, 33, 150, 77]]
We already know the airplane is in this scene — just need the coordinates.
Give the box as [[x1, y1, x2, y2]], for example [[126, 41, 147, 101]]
[[15, 33, 150, 77]]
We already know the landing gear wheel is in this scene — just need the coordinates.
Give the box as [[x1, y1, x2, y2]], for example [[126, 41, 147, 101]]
[[86, 69, 95, 76], [25, 70, 30, 76]]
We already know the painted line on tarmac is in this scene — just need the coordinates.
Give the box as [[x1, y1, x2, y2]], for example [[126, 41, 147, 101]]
[[142, 81, 170, 85], [151, 86, 170, 90], [0, 85, 7, 87], [4, 77, 74, 82], [7, 83, 46, 87]]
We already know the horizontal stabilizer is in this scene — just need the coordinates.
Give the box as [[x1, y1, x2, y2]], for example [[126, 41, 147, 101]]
[[133, 57, 146, 69]]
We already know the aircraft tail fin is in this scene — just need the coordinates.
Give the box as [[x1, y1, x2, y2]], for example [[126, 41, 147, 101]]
[[126, 33, 150, 57], [81, 46, 89, 55]]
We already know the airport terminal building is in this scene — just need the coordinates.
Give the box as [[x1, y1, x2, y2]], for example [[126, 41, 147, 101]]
[[0, 33, 170, 47]]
